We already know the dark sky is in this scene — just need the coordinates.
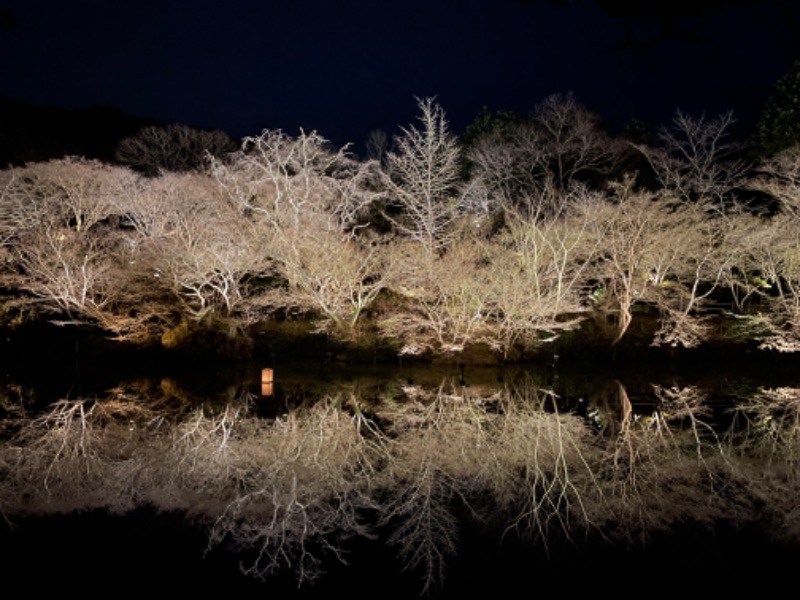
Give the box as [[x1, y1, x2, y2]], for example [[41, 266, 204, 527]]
[[2, 0, 800, 151]]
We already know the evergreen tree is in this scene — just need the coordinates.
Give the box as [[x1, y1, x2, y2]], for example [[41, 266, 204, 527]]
[[755, 59, 800, 158]]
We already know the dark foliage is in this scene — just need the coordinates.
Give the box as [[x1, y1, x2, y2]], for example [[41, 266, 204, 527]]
[[0, 96, 161, 167]]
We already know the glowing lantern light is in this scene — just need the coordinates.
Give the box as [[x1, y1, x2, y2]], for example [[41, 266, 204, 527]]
[[261, 368, 274, 397]]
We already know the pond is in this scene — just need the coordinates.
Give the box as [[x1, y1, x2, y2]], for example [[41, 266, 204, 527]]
[[2, 338, 800, 598]]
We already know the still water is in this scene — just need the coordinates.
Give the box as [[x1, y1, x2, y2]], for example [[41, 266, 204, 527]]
[[2, 347, 800, 598]]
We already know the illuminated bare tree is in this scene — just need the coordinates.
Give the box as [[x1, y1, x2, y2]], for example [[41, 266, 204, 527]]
[[209, 129, 388, 336], [381, 97, 464, 258], [378, 238, 497, 357], [578, 177, 731, 347], [748, 145, 800, 217], [577, 181, 661, 344], [0, 159, 175, 339], [12, 227, 112, 323], [129, 172, 270, 322], [647, 202, 735, 348], [269, 222, 392, 337], [377, 191, 600, 359], [737, 213, 800, 351], [210, 128, 378, 232], [479, 197, 600, 357], [0, 157, 137, 234]]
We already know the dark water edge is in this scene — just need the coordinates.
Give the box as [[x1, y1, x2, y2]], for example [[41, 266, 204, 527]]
[[4, 318, 800, 405], [0, 508, 796, 598]]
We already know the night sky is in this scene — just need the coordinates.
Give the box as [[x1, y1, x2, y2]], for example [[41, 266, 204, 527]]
[[2, 0, 800, 151]]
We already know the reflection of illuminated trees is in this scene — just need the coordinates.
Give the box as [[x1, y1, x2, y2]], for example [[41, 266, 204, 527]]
[[202, 398, 382, 585], [376, 379, 602, 593], [377, 385, 487, 595], [7, 398, 147, 513], [599, 382, 728, 540], [4, 378, 800, 593], [485, 380, 601, 544], [1, 389, 386, 587], [722, 387, 800, 539], [725, 387, 800, 467]]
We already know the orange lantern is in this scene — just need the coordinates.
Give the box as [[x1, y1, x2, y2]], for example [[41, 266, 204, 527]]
[[261, 368, 274, 397]]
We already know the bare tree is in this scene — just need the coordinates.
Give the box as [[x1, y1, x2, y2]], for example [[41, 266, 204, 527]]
[[467, 92, 623, 215], [209, 129, 388, 336], [737, 212, 800, 351], [531, 92, 623, 190], [0, 157, 138, 234], [269, 223, 392, 337], [578, 178, 714, 345], [648, 202, 736, 349], [210, 128, 377, 232], [480, 197, 600, 358], [377, 190, 600, 360], [748, 144, 800, 217], [722, 147, 800, 350], [378, 237, 497, 357], [635, 109, 750, 208], [132, 172, 270, 322], [12, 227, 112, 322], [365, 128, 390, 163], [0, 159, 173, 339], [381, 97, 464, 258]]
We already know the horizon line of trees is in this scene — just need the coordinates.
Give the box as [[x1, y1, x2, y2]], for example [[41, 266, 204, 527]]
[[4, 69, 800, 359]]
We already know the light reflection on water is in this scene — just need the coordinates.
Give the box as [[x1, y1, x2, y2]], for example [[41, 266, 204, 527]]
[[2, 354, 800, 596]]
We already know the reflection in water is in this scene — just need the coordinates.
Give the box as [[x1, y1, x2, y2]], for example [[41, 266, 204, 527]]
[[1, 371, 800, 595]]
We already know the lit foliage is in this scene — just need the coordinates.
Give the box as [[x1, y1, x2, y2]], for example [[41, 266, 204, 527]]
[[4, 94, 800, 354]]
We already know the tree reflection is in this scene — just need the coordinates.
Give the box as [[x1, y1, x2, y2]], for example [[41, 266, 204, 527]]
[[2, 377, 800, 594], [722, 386, 800, 541]]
